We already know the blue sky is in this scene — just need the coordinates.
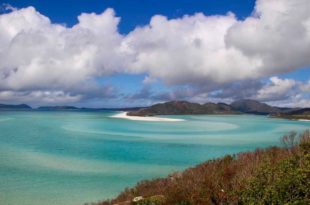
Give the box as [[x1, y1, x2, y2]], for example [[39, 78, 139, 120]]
[[0, 0, 309, 107], [4, 0, 255, 33]]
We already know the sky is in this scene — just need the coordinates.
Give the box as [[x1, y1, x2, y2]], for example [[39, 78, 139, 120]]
[[0, 0, 309, 108]]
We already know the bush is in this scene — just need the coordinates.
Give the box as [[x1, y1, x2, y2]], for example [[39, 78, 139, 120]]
[[96, 130, 310, 205], [240, 132, 310, 204]]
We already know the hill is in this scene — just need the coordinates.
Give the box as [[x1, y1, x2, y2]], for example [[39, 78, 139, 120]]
[[36, 106, 145, 111], [0, 104, 32, 110], [127, 99, 310, 120], [127, 99, 282, 116], [37, 106, 79, 111], [96, 130, 310, 205], [230, 99, 281, 114], [127, 101, 238, 116], [272, 108, 310, 120]]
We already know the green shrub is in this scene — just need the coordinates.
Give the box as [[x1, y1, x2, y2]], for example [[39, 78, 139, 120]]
[[240, 136, 310, 205], [97, 130, 310, 205]]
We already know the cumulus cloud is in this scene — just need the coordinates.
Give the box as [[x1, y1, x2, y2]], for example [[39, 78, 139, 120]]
[[254, 77, 310, 107], [226, 0, 310, 76], [0, 90, 82, 104], [256, 77, 296, 101], [143, 76, 158, 84], [1, 3, 17, 12], [186, 76, 309, 107], [211, 80, 264, 100], [300, 80, 310, 92], [0, 7, 125, 104], [267, 94, 310, 108], [124, 0, 310, 85], [0, 7, 124, 90], [0, 0, 309, 106], [125, 85, 201, 106], [123, 12, 253, 84]]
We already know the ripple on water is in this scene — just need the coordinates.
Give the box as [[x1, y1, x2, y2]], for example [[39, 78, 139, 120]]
[[1, 112, 309, 205], [62, 118, 239, 138], [0, 143, 182, 175], [0, 117, 13, 122]]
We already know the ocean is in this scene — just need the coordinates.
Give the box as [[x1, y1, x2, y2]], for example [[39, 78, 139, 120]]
[[0, 111, 309, 205]]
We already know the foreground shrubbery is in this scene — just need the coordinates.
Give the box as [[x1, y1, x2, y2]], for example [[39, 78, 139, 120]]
[[93, 130, 310, 205]]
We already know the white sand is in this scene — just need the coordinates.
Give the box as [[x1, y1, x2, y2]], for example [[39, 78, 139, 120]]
[[298, 119, 310, 122], [111, 112, 185, 122]]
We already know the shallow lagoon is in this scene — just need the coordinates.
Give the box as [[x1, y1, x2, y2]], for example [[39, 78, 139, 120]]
[[0, 111, 309, 205]]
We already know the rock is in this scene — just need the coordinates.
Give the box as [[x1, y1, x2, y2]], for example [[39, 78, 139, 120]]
[[132, 196, 143, 202]]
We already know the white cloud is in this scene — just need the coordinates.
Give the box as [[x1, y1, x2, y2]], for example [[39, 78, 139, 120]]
[[300, 80, 310, 92], [123, 13, 260, 84], [1, 3, 17, 12], [0, 90, 82, 104], [267, 94, 310, 108], [0, 0, 309, 106], [256, 77, 296, 101], [0, 7, 126, 92], [123, 0, 310, 85], [0, 7, 127, 104], [226, 0, 310, 77], [253, 77, 310, 107], [143, 76, 157, 84]]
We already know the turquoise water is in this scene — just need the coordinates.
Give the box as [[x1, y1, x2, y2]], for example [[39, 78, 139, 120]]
[[0, 111, 309, 205]]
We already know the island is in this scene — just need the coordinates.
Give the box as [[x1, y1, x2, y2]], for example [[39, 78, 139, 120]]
[[127, 99, 310, 120], [0, 103, 32, 110], [272, 108, 310, 120], [0, 100, 309, 120], [127, 101, 239, 116]]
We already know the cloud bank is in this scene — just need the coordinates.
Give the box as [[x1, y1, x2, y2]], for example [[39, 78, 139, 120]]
[[0, 0, 309, 106]]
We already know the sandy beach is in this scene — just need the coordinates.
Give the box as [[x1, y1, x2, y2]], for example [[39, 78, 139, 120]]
[[298, 119, 310, 122], [111, 112, 185, 122]]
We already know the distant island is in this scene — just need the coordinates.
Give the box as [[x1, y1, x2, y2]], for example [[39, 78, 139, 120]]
[[127, 99, 310, 120], [0, 104, 32, 110], [0, 104, 143, 112], [0, 99, 309, 120], [272, 108, 310, 120]]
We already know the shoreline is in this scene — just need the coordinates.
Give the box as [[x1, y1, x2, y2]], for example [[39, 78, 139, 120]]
[[298, 119, 310, 122], [96, 130, 310, 205], [111, 112, 185, 122]]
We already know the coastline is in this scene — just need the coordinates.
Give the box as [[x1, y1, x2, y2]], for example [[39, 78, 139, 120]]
[[97, 130, 310, 205], [111, 112, 185, 122], [298, 119, 310, 122]]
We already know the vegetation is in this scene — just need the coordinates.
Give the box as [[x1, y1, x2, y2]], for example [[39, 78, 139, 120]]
[[93, 130, 310, 205], [127, 100, 239, 116], [272, 108, 310, 120], [127, 99, 309, 118]]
